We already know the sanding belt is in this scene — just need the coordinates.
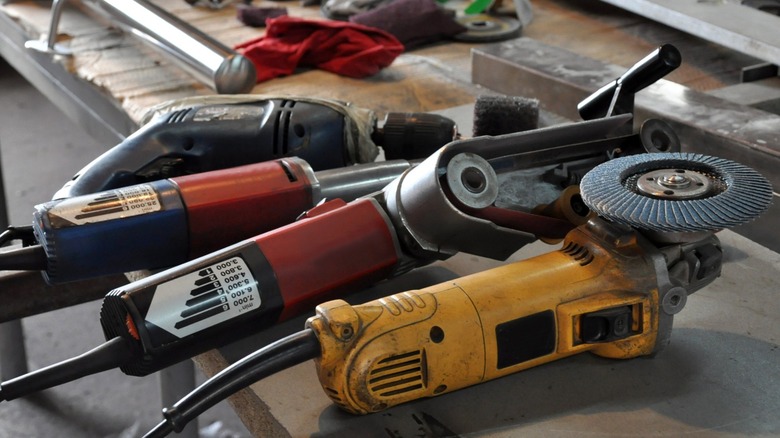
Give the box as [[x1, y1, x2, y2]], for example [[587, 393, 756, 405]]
[[235, 0, 466, 83]]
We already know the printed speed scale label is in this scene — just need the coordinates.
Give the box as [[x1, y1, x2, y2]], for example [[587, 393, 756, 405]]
[[145, 256, 261, 338], [47, 184, 161, 227]]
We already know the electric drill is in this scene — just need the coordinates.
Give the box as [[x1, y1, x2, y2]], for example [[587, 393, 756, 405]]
[[0, 45, 686, 402], [143, 152, 772, 437], [0, 158, 412, 284], [53, 95, 458, 199]]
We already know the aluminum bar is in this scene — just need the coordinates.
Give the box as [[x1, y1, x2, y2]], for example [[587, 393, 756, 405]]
[[598, 0, 780, 67]]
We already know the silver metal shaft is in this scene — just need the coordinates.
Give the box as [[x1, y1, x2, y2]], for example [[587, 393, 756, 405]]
[[26, 0, 257, 94], [316, 160, 415, 204]]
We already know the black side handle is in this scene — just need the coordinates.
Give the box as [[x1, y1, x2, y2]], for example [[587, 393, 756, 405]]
[[577, 44, 682, 121]]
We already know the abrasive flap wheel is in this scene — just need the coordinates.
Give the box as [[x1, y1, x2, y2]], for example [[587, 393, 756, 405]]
[[579, 152, 773, 233]]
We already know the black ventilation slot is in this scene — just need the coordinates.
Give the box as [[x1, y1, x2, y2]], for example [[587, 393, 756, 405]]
[[278, 160, 298, 182], [281, 100, 294, 155], [369, 350, 426, 397], [273, 108, 283, 156], [323, 386, 347, 409], [165, 109, 191, 124], [561, 242, 594, 266], [281, 110, 291, 156], [273, 100, 296, 157]]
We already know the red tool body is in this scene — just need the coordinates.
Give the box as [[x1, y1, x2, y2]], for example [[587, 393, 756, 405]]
[[0, 158, 410, 284], [104, 197, 401, 375], [256, 199, 400, 321], [171, 158, 313, 258]]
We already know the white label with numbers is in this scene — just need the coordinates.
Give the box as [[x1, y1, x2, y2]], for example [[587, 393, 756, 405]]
[[48, 184, 161, 226], [145, 256, 260, 338]]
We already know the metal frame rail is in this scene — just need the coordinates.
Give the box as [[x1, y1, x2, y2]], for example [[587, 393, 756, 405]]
[[597, 0, 780, 68]]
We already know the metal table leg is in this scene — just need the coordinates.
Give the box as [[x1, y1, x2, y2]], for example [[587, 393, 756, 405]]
[[0, 320, 28, 379], [159, 360, 199, 438], [0, 140, 30, 378]]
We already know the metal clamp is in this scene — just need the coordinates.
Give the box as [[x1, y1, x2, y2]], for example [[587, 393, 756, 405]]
[[25, 0, 257, 94]]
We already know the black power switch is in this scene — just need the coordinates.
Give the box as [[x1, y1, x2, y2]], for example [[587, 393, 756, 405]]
[[580, 306, 633, 343]]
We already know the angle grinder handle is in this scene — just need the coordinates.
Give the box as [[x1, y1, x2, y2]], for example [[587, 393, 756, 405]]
[[577, 44, 682, 120]]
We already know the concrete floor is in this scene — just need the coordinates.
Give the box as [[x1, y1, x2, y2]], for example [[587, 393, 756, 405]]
[[0, 58, 250, 438]]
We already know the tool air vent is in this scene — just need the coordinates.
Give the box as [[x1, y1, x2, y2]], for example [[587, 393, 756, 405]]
[[165, 108, 191, 124], [368, 350, 427, 398], [273, 100, 296, 156], [378, 292, 427, 316], [561, 241, 594, 266], [322, 386, 349, 410]]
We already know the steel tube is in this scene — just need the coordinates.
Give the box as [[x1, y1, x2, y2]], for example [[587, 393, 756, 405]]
[[27, 0, 257, 94], [96, 0, 256, 94], [0, 139, 29, 378], [159, 361, 199, 438]]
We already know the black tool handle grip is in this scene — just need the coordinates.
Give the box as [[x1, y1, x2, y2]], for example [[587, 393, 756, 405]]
[[578, 44, 681, 120]]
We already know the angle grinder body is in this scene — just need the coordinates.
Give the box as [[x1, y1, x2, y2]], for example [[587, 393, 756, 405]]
[[307, 152, 772, 415]]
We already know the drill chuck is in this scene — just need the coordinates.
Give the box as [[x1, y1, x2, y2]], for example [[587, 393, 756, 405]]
[[377, 112, 458, 160]]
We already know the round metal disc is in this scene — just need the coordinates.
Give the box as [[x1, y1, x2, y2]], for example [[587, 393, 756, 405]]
[[579, 153, 773, 232], [453, 15, 522, 42], [445, 152, 498, 209], [639, 119, 681, 153], [635, 168, 713, 199]]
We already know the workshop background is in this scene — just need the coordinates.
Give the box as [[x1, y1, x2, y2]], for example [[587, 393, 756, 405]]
[[0, 0, 779, 437]]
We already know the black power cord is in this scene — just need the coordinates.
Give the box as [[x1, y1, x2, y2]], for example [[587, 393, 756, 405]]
[[144, 328, 321, 438]]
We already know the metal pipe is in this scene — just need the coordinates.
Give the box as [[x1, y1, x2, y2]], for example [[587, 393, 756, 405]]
[[0, 140, 29, 378], [159, 361, 199, 438], [0, 321, 28, 379], [26, 0, 257, 94], [317, 160, 416, 204]]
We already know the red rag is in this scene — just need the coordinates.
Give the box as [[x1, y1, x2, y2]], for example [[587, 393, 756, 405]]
[[235, 16, 404, 83]]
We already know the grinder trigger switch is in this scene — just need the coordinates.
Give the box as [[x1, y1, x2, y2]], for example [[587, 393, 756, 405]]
[[580, 306, 634, 343]]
